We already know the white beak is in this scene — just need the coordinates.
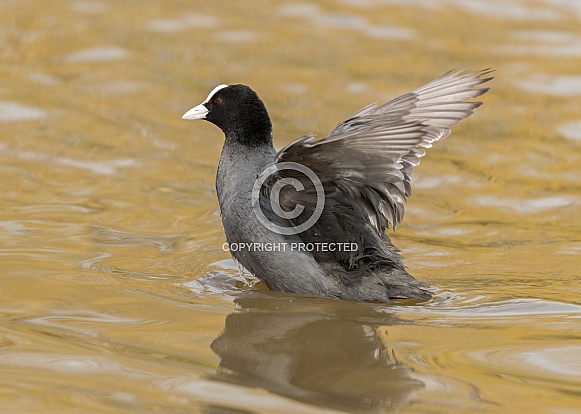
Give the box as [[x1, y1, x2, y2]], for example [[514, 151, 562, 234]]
[[182, 103, 209, 120], [182, 84, 229, 121]]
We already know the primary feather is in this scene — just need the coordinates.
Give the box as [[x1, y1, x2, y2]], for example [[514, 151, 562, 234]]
[[276, 69, 493, 232]]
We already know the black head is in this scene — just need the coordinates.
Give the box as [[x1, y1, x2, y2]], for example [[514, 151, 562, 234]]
[[183, 84, 273, 147]]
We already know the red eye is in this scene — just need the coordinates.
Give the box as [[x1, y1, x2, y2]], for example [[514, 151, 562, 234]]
[[215, 98, 223, 104]]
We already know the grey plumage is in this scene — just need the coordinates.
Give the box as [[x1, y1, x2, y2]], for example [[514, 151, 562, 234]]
[[276, 69, 493, 232], [183, 69, 492, 302]]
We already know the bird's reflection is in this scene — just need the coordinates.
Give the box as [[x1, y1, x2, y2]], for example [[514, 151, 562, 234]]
[[209, 293, 425, 413]]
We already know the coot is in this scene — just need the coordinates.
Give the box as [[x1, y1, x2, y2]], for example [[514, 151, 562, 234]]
[[183, 69, 492, 302]]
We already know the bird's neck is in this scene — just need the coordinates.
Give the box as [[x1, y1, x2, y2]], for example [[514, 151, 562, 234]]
[[216, 139, 276, 210], [223, 125, 273, 148]]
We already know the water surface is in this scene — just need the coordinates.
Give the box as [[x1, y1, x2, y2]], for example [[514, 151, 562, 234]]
[[1, 0, 580, 413]]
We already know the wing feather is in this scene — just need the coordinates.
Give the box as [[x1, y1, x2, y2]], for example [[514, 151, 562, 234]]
[[275, 69, 492, 233]]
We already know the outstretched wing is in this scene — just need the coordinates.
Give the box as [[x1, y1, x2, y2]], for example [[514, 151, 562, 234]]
[[275, 69, 493, 233]]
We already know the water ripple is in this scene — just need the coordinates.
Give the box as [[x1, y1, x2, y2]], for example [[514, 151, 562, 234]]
[[499, 30, 581, 56], [394, 298, 581, 318], [62, 46, 128, 63], [147, 14, 218, 32], [0, 101, 46, 122], [557, 120, 581, 142], [474, 195, 577, 214], [517, 74, 581, 96]]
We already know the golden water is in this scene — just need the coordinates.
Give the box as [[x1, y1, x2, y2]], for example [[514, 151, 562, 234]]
[[1, 1, 580, 413]]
